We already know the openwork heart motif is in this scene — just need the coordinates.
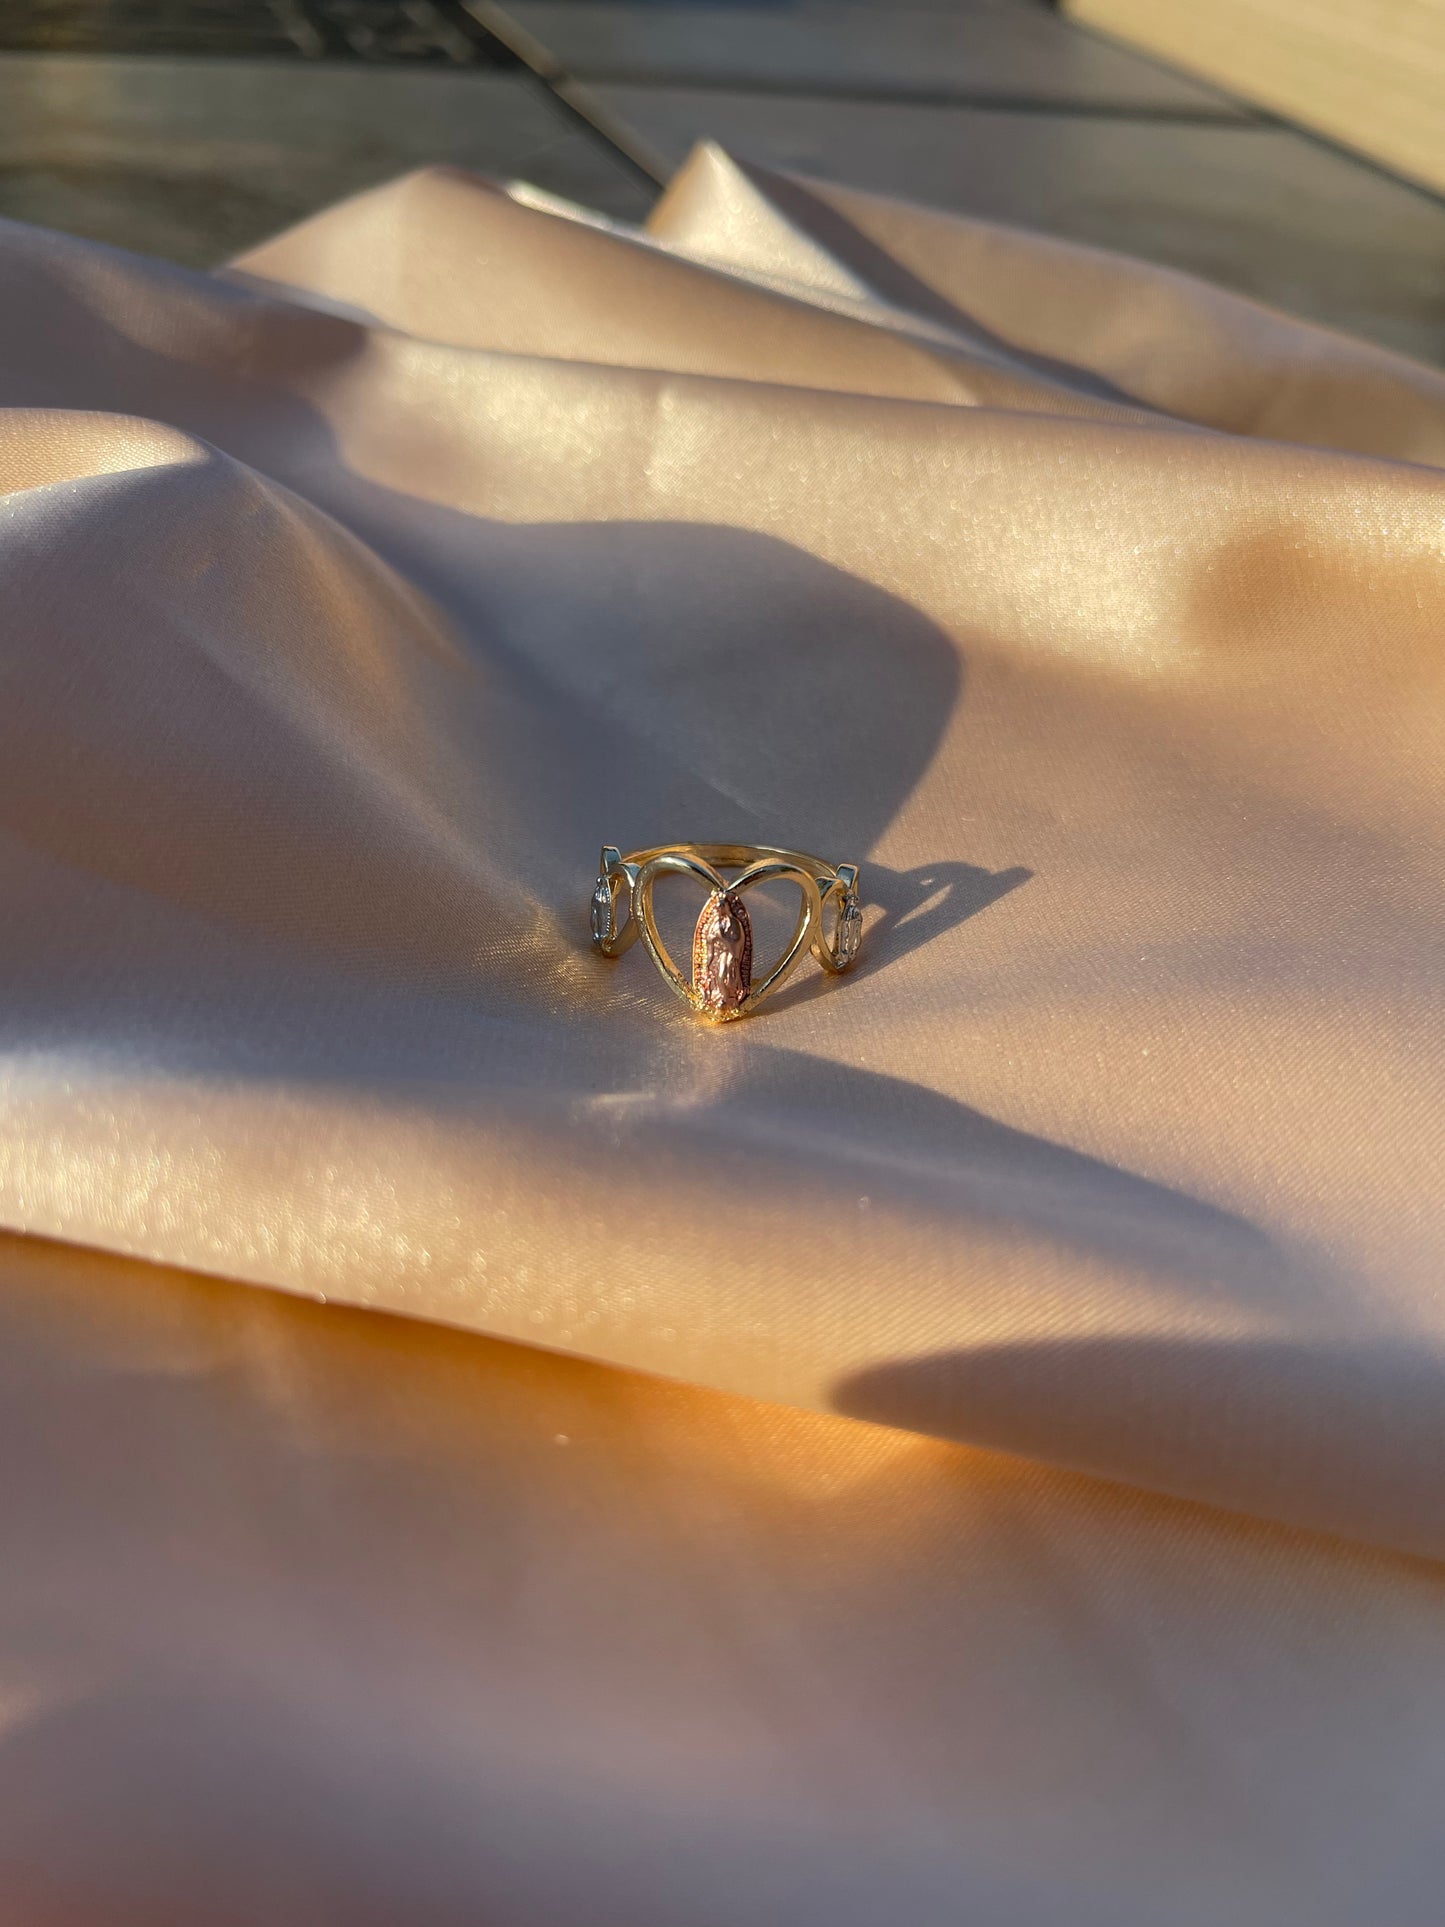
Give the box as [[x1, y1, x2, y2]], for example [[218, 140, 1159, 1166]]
[[590, 844, 863, 1023]]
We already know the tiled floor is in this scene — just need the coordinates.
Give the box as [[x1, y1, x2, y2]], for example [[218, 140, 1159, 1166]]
[[0, 0, 510, 60], [465, 0, 1244, 110], [569, 83, 1445, 360], [0, 55, 651, 262], [482, 0, 1445, 366], [0, 0, 1443, 366]]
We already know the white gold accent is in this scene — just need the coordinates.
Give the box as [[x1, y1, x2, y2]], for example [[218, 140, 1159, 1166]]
[[836, 893, 863, 967], [589, 878, 613, 949]]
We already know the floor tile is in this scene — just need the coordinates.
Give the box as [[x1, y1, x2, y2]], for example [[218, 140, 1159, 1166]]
[[0, 54, 652, 265], [574, 82, 1445, 362], [0, 0, 516, 61], [0, 0, 309, 56], [476, 0, 1243, 111]]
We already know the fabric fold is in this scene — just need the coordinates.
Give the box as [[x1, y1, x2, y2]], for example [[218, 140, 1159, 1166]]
[[1, 150, 1443, 1569]]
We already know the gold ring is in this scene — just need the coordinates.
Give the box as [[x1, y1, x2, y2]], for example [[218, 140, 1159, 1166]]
[[589, 843, 863, 1022]]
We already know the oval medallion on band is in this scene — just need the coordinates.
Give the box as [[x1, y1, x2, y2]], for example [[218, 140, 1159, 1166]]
[[692, 889, 753, 1017]]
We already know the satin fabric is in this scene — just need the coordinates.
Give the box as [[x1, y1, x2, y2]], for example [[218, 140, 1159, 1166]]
[[1, 144, 1443, 1920]]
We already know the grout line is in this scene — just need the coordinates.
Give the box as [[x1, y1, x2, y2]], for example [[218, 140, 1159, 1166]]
[[459, 0, 667, 187], [528, 70, 669, 190], [427, 0, 525, 65], [554, 78, 671, 184], [460, 0, 564, 76], [536, 80, 1259, 122]]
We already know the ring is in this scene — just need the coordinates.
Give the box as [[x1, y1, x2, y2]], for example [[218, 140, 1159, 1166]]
[[589, 843, 864, 1022]]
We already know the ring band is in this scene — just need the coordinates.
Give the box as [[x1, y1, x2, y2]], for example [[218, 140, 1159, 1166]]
[[590, 843, 863, 1022]]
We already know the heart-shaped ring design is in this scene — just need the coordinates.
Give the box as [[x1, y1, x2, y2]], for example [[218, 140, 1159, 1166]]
[[589, 843, 864, 1022]]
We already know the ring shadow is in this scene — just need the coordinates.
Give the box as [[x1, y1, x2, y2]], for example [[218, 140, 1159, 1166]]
[[764, 858, 1032, 1012], [868, 860, 1034, 963]]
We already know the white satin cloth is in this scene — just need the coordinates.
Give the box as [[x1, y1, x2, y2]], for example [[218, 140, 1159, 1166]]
[[0, 144, 1443, 1923]]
